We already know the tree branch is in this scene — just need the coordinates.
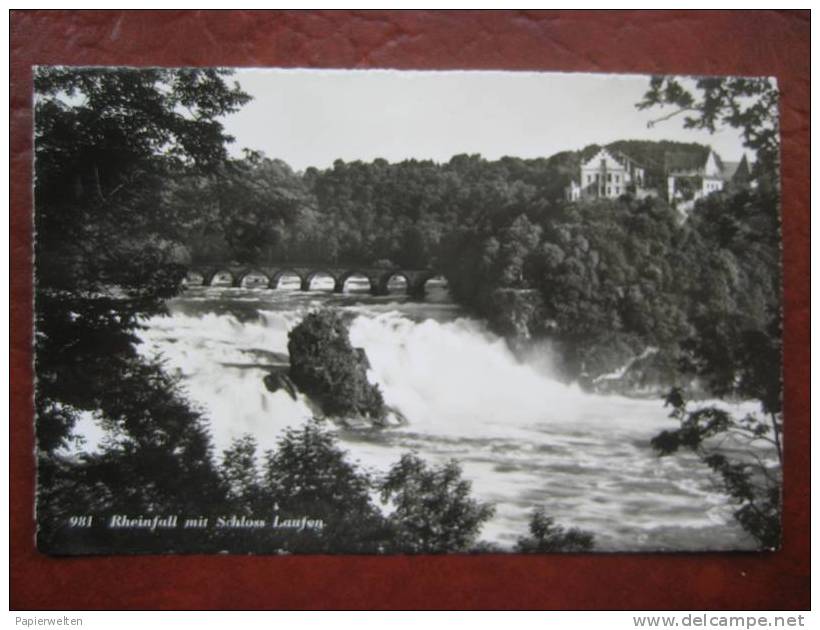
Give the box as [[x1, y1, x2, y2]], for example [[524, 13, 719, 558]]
[[646, 107, 697, 128]]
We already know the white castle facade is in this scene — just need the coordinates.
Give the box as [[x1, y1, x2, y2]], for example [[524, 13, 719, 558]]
[[565, 146, 751, 211]]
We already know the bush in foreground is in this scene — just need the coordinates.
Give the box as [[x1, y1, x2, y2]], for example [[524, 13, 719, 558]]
[[515, 508, 595, 552], [380, 453, 495, 553]]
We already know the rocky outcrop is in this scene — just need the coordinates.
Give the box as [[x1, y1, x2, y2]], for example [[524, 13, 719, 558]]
[[287, 309, 386, 423]]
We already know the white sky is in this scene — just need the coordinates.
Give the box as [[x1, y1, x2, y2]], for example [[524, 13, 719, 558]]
[[221, 68, 751, 171]]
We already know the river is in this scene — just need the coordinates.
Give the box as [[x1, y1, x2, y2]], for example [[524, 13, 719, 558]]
[[126, 276, 755, 552]]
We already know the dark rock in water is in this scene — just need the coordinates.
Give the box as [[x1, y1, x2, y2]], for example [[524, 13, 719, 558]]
[[263, 371, 299, 401], [287, 309, 386, 422], [261, 310, 407, 428]]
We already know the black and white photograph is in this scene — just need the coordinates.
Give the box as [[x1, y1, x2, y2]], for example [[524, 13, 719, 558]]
[[33, 67, 783, 555]]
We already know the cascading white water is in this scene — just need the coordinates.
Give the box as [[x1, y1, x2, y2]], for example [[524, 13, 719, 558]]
[[127, 285, 756, 551]]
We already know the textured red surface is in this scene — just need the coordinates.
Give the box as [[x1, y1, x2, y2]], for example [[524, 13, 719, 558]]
[[10, 10, 810, 610]]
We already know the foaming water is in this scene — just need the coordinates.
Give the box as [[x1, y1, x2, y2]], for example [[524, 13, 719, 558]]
[[128, 284, 757, 551]]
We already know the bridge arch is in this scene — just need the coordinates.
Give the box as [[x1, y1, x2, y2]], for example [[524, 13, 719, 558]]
[[372, 270, 410, 296], [207, 270, 235, 287], [303, 270, 339, 292], [237, 270, 271, 288], [184, 263, 440, 297], [336, 270, 374, 293], [271, 269, 305, 290]]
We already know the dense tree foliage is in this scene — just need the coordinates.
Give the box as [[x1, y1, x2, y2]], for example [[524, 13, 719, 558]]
[[639, 75, 783, 550], [171, 152, 318, 264], [34, 67, 250, 551], [651, 388, 781, 549], [637, 75, 779, 179], [216, 422, 389, 553], [42, 414, 499, 554], [440, 185, 780, 387], [210, 422, 495, 554], [379, 454, 495, 553]]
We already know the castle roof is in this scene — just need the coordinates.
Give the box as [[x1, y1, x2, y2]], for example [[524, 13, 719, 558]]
[[614, 150, 649, 170], [665, 151, 711, 173], [665, 149, 750, 182], [720, 161, 741, 180], [718, 154, 750, 182]]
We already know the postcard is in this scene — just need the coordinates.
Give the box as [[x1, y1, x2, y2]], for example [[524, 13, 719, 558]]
[[32, 67, 782, 554]]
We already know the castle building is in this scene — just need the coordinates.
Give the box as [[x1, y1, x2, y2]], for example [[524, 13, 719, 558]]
[[565, 148, 647, 201], [565, 145, 751, 211], [665, 150, 750, 210]]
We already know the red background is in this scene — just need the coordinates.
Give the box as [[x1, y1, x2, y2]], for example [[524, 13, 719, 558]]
[[10, 10, 810, 610]]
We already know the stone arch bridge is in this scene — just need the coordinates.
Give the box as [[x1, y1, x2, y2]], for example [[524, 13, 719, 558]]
[[185, 263, 442, 297]]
